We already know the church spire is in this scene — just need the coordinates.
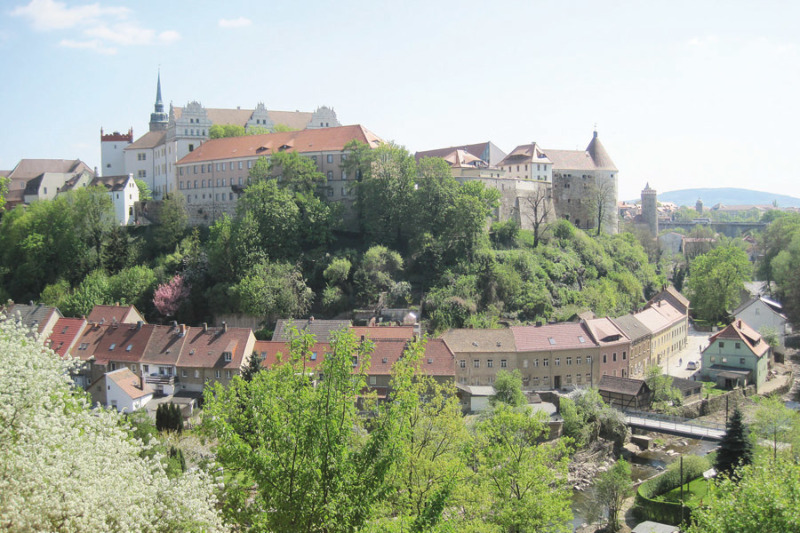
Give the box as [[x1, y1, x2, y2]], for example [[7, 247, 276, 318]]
[[149, 70, 169, 132]]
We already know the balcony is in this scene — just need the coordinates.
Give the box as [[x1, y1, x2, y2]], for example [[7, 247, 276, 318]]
[[144, 374, 176, 386]]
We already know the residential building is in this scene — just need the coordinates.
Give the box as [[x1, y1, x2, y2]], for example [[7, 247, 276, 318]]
[[350, 326, 415, 340], [2, 301, 62, 340], [80, 319, 154, 385], [611, 314, 652, 379], [441, 328, 517, 386], [633, 307, 672, 367], [585, 317, 632, 378], [140, 323, 186, 396], [701, 320, 772, 390], [89, 174, 140, 225], [2, 158, 94, 210], [175, 125, 384, 226], [87, 304, 145, 325], [174, 323, 255, 393], [544, 131, 618, 234], [511, 323, 602, 390], [88, 368, 154, 412], [47, 316, 88, 359], [733, 296, 791, 350], [273, 318, 352, 343], [415, 141, 507, 168], [496, 143, 553, 182]]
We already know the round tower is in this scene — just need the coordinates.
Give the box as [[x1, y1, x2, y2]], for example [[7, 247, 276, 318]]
[[641, 182, 658, 236], [696, 198, 704, 214]]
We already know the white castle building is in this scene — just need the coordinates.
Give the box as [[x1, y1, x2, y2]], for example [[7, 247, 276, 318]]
[[101, 73, 342, 199]]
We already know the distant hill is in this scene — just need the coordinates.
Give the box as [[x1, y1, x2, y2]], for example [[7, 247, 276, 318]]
[[632, 188, 800, 208]]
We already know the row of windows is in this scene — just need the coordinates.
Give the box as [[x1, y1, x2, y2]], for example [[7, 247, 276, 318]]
[[108, 361, 234, 380], [709, 356, 747, 365], [601, 351, 628, 363], [717, 341, 742, 349], [186, 192, 236, 202], [180, 177, 245, 189], [462, 356, 593, 369]]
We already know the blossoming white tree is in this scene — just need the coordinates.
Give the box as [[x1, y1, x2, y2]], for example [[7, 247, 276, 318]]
[[0, 316, 226, 532]]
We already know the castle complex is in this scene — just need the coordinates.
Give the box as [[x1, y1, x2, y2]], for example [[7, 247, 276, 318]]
[[416, 131, 619, 234], [100, 73, 341, 200]]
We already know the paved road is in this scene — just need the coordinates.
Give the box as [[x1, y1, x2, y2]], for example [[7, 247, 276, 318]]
[[663, 324, 710, 380]]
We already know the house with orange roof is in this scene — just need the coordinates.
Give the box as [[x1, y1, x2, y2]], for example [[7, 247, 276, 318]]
[[87, 304, 145, 325], [140, 323, 188, 396], [174, 124, 384, 226], [701, 319, 772, 390], [88, 368, 154, 412], [47, 316, 87, 362], [174, 323, 255, 392], [77, 320, 154, 384]]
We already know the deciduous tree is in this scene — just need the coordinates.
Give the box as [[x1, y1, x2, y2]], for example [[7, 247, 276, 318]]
[[687, 244, 751, 324]]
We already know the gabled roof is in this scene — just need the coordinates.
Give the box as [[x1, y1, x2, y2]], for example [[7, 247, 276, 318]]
[[90, 175, 133, 192], [48, 317, 87, 358], [125, 130, 166, 150], [273, 319, 352, 343], [707, 320, 770, 358], [140, 324, 187, 365], [7, 159, 92, 181], [497, 143, 551, 166], [544, 132, 617, 172], [176, 325, 253, 369], [3, 303, 62, 334], [256, 340, 329, 370], [176, 125, 383, 164], [370, 339, 455, 376], [732, 296, 788, 320], [511, 322, 597, 352], [647, 286, 689, 315], [441, 328, 517, 353], [96, 368, 153, 400], [611, 314, 651, 342], [585, 318, 629, 346], [172, 106, 315, 131], [86, 322, 154, 365], [414, 141, 506, 166], [649, 300, 684, 323], [632, 307, 670, 335], [86, 304, 144, 325], [598, 375, 649, 396]]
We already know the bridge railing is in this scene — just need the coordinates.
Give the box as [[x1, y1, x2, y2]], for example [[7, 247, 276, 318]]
[[621, 408, 726, 432]]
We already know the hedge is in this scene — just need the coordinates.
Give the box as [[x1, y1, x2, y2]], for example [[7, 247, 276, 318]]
[[634, 455, 710, 525]]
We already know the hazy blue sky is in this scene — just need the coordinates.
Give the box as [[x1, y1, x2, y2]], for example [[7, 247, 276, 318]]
[[2, 0, 797, 201]]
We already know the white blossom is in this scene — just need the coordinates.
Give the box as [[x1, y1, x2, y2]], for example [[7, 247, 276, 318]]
[[0, 315, 227, 532]]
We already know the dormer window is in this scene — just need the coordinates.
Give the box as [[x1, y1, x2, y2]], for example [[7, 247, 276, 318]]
[[126, 344, 133, 352], [109, 343, 116, 351], [223, 352, 232, 362]]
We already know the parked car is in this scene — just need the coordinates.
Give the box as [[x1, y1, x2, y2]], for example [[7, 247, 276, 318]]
[[687, 361, 697, 370]]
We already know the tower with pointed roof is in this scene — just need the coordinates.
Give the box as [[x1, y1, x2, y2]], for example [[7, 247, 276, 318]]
[[641, 182, 658, 236], [149, 71, 169, 132], [544, 130, 619, 234]]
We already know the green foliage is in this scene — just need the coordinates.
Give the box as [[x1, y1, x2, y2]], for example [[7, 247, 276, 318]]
[[155, 403, 183, 433], [267, 151, 325, 194], [687, 244, 751, 323], [751, 395, 800, 460], [153, 193, 188, 253], [353, 245, 404, 307], [595, 459, 634, 532], [645, 366, 684, 410], [241, 351, 263, 382], [0, 175, 8, 213], [715, 407, 754, 477], [209, 123, 246, 139], [564, 388, 628, 449], [471, 404, 573, 532], [135, 178, 153, 201], [688, 456, 800, 533], [203, 328, 393, 532], [490, 369, 527, 407], [272, 123, 296, 132], [233, 260, 313, 322]]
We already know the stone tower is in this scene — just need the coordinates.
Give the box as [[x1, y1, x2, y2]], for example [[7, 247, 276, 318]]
[[696, 198, 704, 214], [149, 71, 169, 132], [641, 182, 658, 236]]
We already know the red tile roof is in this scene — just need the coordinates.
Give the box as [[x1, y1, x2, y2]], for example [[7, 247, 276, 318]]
[[511, 322, 597, 352], [48, 317, 87, 358], [87, 323, 154, 365], [585, 318, 629, 346], [106, 368, 153, 399], [351, 326, 415, 340], [86, 304, 144, 325], [140, 324, 187, 365], [176, 326, 254, 369], [255, 340, 329, 370], [709, 320, 770, 358], [176, 125, 383, 164]]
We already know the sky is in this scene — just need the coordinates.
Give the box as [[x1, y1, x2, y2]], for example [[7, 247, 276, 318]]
[[1, 0, 798, 201]]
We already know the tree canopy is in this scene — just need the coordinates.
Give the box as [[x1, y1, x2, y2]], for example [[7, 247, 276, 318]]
[[687, 244, 751, 323]]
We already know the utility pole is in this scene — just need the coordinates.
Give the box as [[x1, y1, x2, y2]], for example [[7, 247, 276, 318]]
[[680, 455, 685, 523]]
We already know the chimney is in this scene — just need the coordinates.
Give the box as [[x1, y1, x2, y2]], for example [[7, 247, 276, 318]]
[[29, 300, 34, 306], [172, 320, 178, 329], [203, 322, 208, 332], [179, 324, 186, 336], [136, 321, 143, 331], [738, 320, 742, 329], [222, 322, 228, 333]]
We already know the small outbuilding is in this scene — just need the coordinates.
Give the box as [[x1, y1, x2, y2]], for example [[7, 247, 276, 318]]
[[597, 375, 652, 409]]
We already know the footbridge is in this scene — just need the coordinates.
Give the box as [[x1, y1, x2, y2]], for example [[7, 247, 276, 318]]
[[622, 409, 726, 441]]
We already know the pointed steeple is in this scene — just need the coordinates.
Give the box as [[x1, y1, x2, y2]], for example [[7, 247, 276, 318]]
[[586, 130, 617, 171], [149, 70, 169, 132]]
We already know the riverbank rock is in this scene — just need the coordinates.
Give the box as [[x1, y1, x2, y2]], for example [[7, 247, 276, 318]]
[[569, 439, 615, 491]]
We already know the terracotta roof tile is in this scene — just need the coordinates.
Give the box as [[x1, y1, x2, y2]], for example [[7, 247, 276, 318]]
[[511, 323, 597, 351], [176, 326, 254, 369], [140, 324, 187, 365], [176, 125, 383, 165], [350, 326, 415, 340], [48, 317, 87, 358], [86, 304, 144, 325], [708, 320, 770, 358], [106, 368, 153, 399], [441, 328, 517, 353]]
